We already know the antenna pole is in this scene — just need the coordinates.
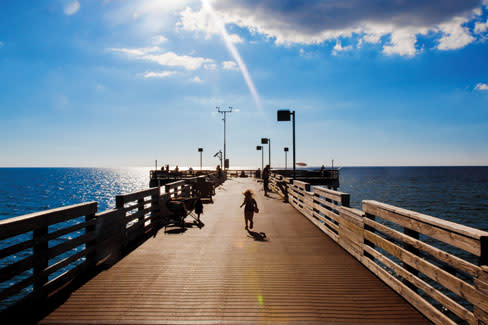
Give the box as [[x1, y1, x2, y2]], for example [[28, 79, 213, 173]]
[[217, 106, 233, 168]]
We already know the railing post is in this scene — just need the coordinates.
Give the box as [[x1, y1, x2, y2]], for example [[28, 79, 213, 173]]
[[85, 206, 97, 269], [137, 198, 144, 226], [475, 236, 488, 324], [115, 195, 128, 250], [363, 212, 375, 261], [33, 223, 48, 299], [151, 188, 161, 228], [402, 228, 420, 291]]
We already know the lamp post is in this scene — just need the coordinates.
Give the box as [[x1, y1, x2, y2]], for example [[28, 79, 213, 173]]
[[277, 109, 296, 179], [284, 147, 289, 170], [261, 138, 271, 168], [217, 106, 232, 169], [256, 145, 263, 170], [198, 148, 203, 170]]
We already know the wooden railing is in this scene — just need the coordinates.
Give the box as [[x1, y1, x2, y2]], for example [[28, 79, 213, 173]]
[[269, 173, 488, 325], [0, 173, 225, 314], [0, 202, 97, 307]]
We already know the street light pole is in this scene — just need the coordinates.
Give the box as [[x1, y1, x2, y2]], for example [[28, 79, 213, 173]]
[[217, 106, 232, 168], [198, 148, 203, 170], [284, 147, 289, 170], [261, 138, 271, 168], [256, 146, 263, 170], [292, 111, 296, 179], [277, 109, 296, 179]]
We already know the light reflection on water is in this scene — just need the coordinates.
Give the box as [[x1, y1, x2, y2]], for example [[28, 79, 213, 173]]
[[0, 167, 150, 219]]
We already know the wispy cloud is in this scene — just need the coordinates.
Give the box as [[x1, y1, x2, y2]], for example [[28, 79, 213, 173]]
[[222, 60, 238, 71], [64, 1, 80, 16], [152, 35, 167, 45], [475, 83, 488, 91], [110, 47, 214, 71], [191, 76, 203, 83], [204, 63, 217, 70], [144, 70, 177, 79], [0, 41, 3, 48]]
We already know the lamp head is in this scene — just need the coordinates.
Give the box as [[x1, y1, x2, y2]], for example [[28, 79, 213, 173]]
[[198, 148, 203, 152], [277, 109, 291, 121], [261, 138, 268, 144], [256, 146, 262, 150], [284, 147, 289, 152]]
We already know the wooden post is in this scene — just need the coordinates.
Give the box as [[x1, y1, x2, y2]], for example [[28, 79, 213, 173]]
[[402, 227, 420, 291], [363, 213, 375, 261], [33, 224, 48, 299], [475, 237, 488, 324], [137, 198, 144, 226], [85, 207, 97, 270], [151, 189, 160, 228], [115, 195, 127, 251]]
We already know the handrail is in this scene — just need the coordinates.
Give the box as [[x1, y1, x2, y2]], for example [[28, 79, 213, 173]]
[[0, 174, 226, 314], [268, 173, 488, 324]]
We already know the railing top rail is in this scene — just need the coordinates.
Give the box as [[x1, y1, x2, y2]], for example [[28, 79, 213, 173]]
[[292, 180, 310, 189], [363, 200, 488, 241], [0, 202, 97, 240], [115, 187, 159, 205], [165, 180, 186, 188], [314, 186, 348, 198]]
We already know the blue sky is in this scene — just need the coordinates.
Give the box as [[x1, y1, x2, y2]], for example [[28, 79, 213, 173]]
[[1, 0, 488, 167]]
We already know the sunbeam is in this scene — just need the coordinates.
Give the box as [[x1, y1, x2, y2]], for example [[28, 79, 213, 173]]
[[201, 0, 263, 110]]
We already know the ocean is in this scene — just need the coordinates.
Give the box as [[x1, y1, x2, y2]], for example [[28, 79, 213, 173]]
[[0, 166, 487, 313], [1, 167, 487, 229]]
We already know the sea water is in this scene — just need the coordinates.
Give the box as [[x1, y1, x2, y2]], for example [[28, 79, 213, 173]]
[[0, 166, 487, 311]]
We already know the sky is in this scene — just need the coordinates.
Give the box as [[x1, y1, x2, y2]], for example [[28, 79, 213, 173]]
[[1, 0, 488, 168]]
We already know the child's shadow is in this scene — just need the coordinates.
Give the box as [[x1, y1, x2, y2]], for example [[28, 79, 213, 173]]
[[247, 230, 268, 242]]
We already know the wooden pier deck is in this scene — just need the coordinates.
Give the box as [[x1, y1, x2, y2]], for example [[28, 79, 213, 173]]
[[41, 178, 428, 324]]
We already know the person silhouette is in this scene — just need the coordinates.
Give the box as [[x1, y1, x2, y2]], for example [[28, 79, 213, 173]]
[[240, 189, 258, 230], [262, 165, 270, 196], [194, 197, 203, 222]]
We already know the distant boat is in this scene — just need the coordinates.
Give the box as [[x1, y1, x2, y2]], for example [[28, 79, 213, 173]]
[[296, 162, 307, 166]]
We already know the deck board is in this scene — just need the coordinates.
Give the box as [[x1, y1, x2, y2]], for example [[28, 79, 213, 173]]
[[41, 178, 429, 324]]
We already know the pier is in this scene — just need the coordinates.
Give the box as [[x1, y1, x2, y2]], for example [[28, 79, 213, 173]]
[[1, 172, 487, 324]]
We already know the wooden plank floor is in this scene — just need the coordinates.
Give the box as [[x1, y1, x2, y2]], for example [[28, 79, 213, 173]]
[[41, 178, 429, 324]]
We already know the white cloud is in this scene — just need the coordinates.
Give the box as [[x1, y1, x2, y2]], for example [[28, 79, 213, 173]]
[[144, 52, 213, 70], [437, 17, 475, 50], [64, 1, 80, 16], [228, 33, 243, 43], [222, 60, 238, 71], [475, 83, 488, 91], [383, 29, 420, 57], [177, 0, 485, 56], [144, 70, 177, 78], [111, 47, 214, 71], [204, 63, 217, 70], [152, 35, 168, 44], [110, 46, 160, 56], [474, 20, 488, 34], [332, 41, 353, 55], [191, 76, 203, 83]]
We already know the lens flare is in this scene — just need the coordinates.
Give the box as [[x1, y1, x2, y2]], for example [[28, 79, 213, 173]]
[[201, 0, 263, 110]]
